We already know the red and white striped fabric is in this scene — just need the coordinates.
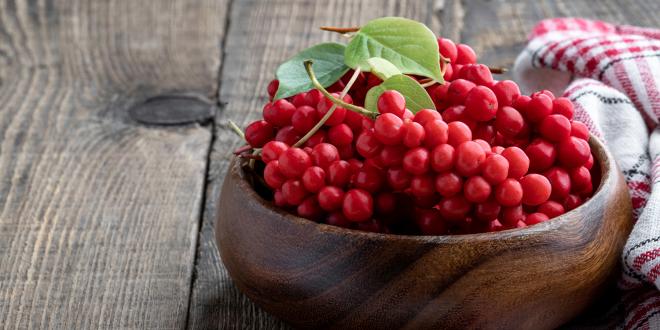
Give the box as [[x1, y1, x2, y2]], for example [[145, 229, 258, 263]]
[[514, 18, 660, 329]]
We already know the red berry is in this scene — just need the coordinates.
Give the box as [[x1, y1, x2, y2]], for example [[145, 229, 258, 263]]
[[538, 201, 565, 218], [304, 89, 323, 107], [501, 205, 525, 226], [465, 86, 498, 121], [297, 196, 323, 220], [377, 90, 406, 117], [387, 167, 412, 191], [410, 175, 435, 197], [291, 105, 319, 133], [431, 144, 456, 172], [327, 160, 352, 187], [462, 64, 494, 86], [520, 174, 551, 206], [264, 99, 296, 127], [495, 106, 524, 137], [435, 172, 463, 197], [438, 37, 458, 62], [374, 113, 404, 145], [558, 136, 591, 168], [278, 147, 312, 178], [525, 139, 557, 173], [282, 179, 308, 205], [326, 211, 351, 228], [354, 168, 383, 193], [501, 147, 529, 179], [403, 109, 414, 120], [273, 189, 287, 206], [261, 141, 289, 163], [539, 114, 571, 142], [570, 166, 592, 193], [303, 130, 326, 148], [513, 95, 531, 114], [402, 120, 426, 148], [375, 192, 397, 215], [482, 154, 509, 184], [343, 189, 374, 222], [264, 160, 287, 189], [455, 141, 486, 176], [532, 89, 555, 99], [344, 110, 366, 131], [553, 97, 574, 119], [464, 176, 492, 203], [544, 167, 571, 200], [267, 79, 279, 99], [413, 109, 442, 126], [447, 79, 476, 104], [311, 143, 340, 170], [275, 125, 301, 145], [495, 178, 523, 207], [438, 196, 471, 221], [492, 80, 521, 107], [424, 119, 449, 148], [571, 121, 590, 140], [456, 44, 477, 64], [327, 123, 353, 146], [525, 212, 549, 225], [526, 94, 553, 123], [585, 154, 594, 170], [302, 166, 326, 192], [356, 129, 383, 158], [417, 208, 447, 235], [447, 121, 473, 147], [379, 145, 405, 167], [403, 147, 430, 175], [318, 186, 344, 211], [564, 194, 583, 211], [474, 123, 496, 143], [317, 94, 348, 126], [475, 200, 501, 222], [245, 120, 275, 148]]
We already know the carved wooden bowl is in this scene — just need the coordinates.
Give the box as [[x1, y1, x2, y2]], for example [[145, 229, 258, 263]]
[[216, 136, 632, 329]]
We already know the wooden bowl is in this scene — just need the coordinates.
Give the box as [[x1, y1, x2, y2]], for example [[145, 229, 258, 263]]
[[215, 136, 632, 329]]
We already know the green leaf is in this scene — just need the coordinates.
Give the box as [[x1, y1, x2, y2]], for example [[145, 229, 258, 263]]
[[366, 57, 401, 80], [345, 17, 443, 83], [364, 74, 435, 113], [274, 43, 349, 100]]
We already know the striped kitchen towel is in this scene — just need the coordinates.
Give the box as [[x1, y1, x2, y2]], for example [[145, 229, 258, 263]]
[[513, 18, 660, 329]]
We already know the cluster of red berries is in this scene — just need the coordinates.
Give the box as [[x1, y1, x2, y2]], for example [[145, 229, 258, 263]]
[[241, 38, 596, 235]]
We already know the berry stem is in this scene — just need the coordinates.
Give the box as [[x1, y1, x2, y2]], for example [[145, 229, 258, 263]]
[[304, 60, 374, 117], [293, 67, 362, 147], [320, 26, 360, 33], [489, 66, 508, 74], [227, 120, 246, 141]]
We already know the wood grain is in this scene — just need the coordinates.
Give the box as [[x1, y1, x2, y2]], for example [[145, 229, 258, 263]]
[[216, 136, 631, 329], [0, 1, 227, 328]]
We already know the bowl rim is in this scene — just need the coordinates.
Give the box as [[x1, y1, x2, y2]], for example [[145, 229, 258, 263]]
[[230, 134, 615, 243]]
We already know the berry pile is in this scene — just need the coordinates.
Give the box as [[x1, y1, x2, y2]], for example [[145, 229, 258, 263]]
[[239, 36, 596, 235]]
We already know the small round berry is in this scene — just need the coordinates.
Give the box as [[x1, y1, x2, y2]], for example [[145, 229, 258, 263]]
[[273, 189, 287, 207], [431, 144, 456, 172], [281, 179, 308, 205], [379, 145, 405, 167], [413, 109, 442, 126], [482, 154, 509, 184], [475, 200, 501, 222], [447, 79, 476, 104], [245, 120, 275, 148], [455, 141, 486, 176], [495, 178, 523, 207], [474, 123, 495, 143], [553, 97, 574, 119], [501, 147, 529, 179], [538, 201, 565, 218], [261, 141, 289, 163], [317, 94, 348, 126], [356, 129, 383, 158], [402, 120, 426, 148], [304, 89, 323, 107], [327, 160, 352, 187], [465, 86, 498, 121], [377, 90, 406, 117], [327, 123, 354, 146], [263, 99, 295, 127], [264, 160, 287, 189], [302, 166, 326, 192], [571, 121, 590, 140], [403, 147, 431, 175], [291, 92, 308, 107], [435, 172, 463, 197], [461, 64, 493, 86], [585, 154, 595, 170], [447, 121, 473, 147], [342, 189, 374, 222], [564, 194, 583, 211], [464, 176, 492, 203], [525, 139, 557, 173], [303, 131, 326, 148], [501, 205, 525, 226], [513, 95, 531, 114], [495, 106, 524, 137], [297, 196, 323, 220], [375, 192, 397, 216], [525, 213, 549, 225], [278, 147, 312, 178], [520, 174, 552, 206], [532, 90, 556, 99], [311, 143, 340, 170], [539, 114, 571, 142], [387, 167, 412, 191], [438, 37, 458, 62], [570, 166, 592, 193], [410, 175, 436, 197], [275, 125, 301, 146], [558, 136, 591, 168], [374, 113, 404, 145], [526, 93, 553, 123], [326, 212, 351, 228], [291, 105, 319, 133], [492, 80, 521, 107], [417, 208, 447, 235], [267, 79, 279, 99], [544, 167, 571, 200], [424, 119, 449, 148], [354, 168, 384, 193], [318, 186, 344, 211], [438, 196, 471, 221], [456, 44, 477, 64]]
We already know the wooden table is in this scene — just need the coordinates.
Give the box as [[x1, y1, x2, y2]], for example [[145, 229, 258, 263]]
[[0, 0, 657, 328]]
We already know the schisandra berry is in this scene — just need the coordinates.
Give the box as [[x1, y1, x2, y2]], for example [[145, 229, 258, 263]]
[[525, 139, 557, 173], [327, 123, 353, 146], [501, 147, 529, 179], [261, 141, 289, 163], [423, 119, 449, 148], [571, 121, 590, 140], [525, 213, 549, 225], [526, 93, 553, 123], [282, 179, 308, 205], [539, 114, 571, 142], [264, 99, 295, 127], [327, 160, 352, 187], [558, 136, 590, 168], [447, 79, 476, 104], [545, 167, 571, 200], [456, 44, 477, 64], [492, 80, 521, 107], [464, 176, 492, 203], [455, 141, 486, 176], [447, 121, 472, 147], [311, 143, 339, 170], [431, 144, 456, 172], [318, 186, 344, 211], [553, 97, 574, 119], [291, 106, 319, 133], [245, 120, 275, 148], [302, 166, 326, 192], [403, 147, 430, 175], [520, 174, 551, 206], [264, 160, 287, 189], [402, 120, 426, 148], [435, 172, 463, 197], [438, 196, 471, 221], [377, 90, 406, 117], [495, 106, 524, 137], [413, 109, 442, 126], [417, 208, 447, 235], [374, 113, 404, 145], [465, 86, 498, 121], [438, 37, 458, 62], [538, 201, 565, 218], [495, 178, 523, 207], [278, 147, 312, 178], [343, 189, 374, 222], [482, 154, 509, 184]]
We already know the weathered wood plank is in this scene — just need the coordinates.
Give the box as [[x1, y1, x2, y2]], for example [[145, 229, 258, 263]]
[[192, 0, 660, 329], [0, 1, 227, 328]]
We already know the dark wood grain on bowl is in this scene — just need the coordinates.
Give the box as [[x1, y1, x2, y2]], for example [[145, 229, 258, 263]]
[[216, 136, 632, 329]]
